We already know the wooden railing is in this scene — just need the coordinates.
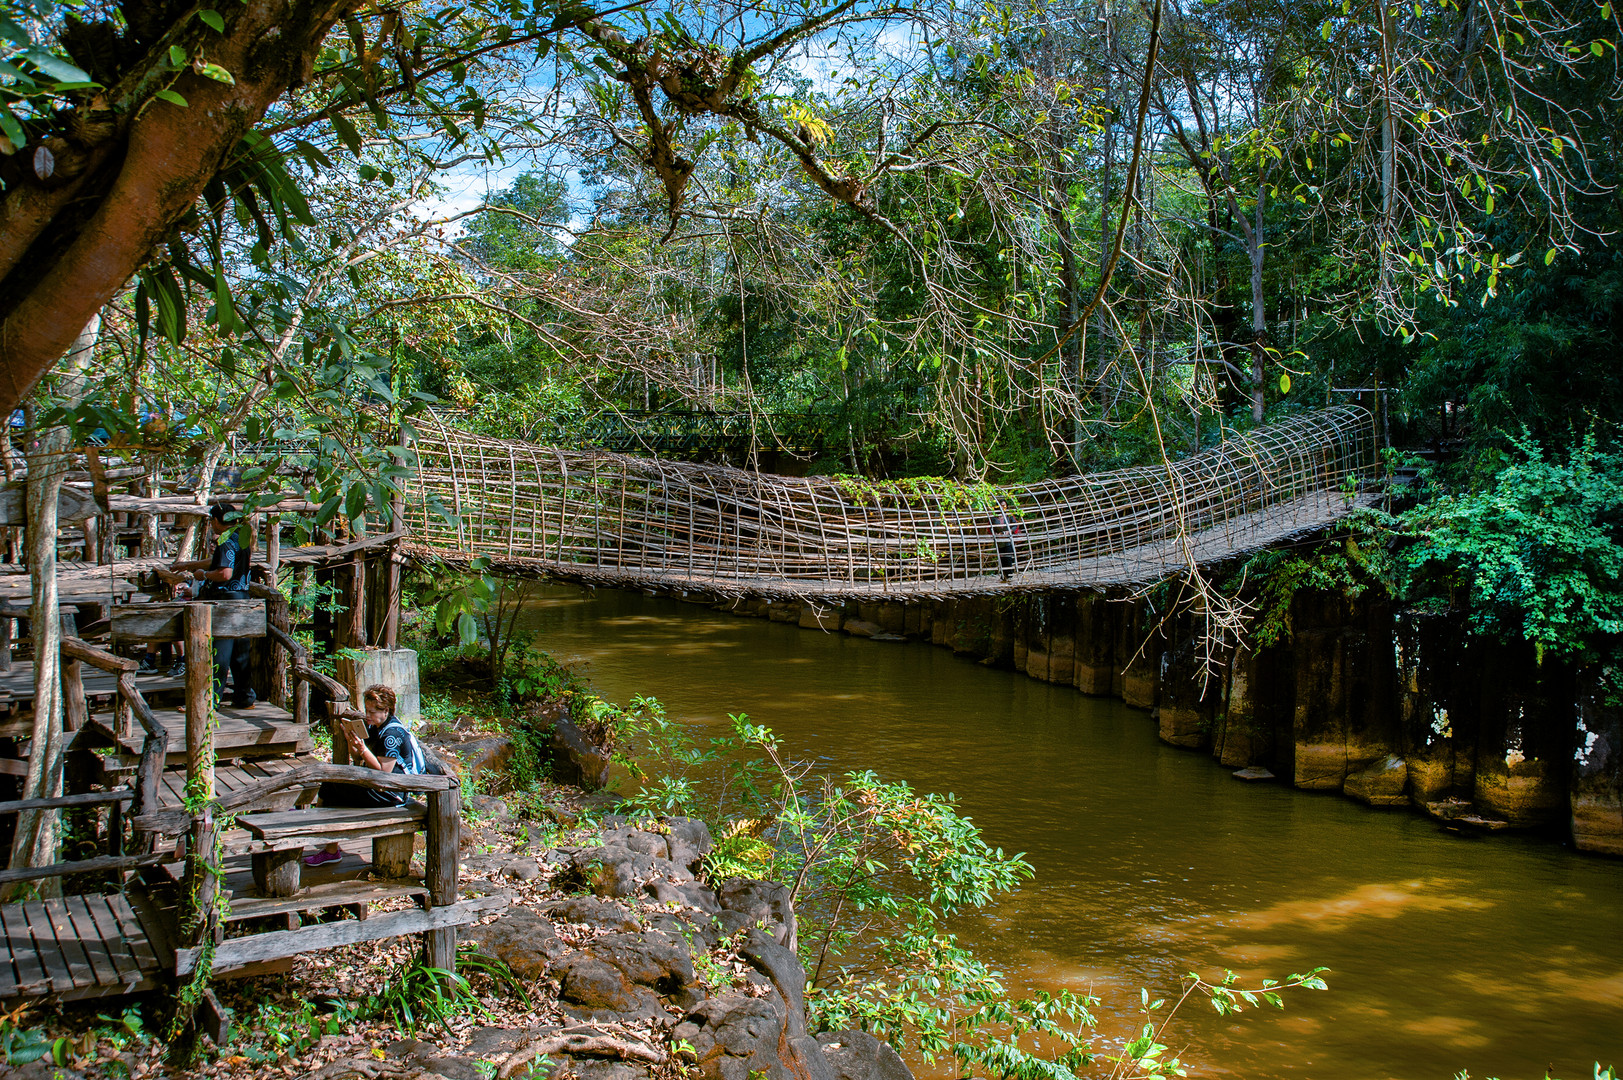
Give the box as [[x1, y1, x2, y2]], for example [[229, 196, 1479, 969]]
[[0, 636, 168, 884]]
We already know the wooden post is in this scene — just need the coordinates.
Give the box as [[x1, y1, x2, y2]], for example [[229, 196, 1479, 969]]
[[0, 616, 11, 673], [266, 591, 291, 711], [251, 849, 301, 897], [265, 514, 280, 579], [116, 674, 163, 832], [140, 464, 160, 558], [178, 601, 220, 1042], [385, 481, 405, 649], [346, 552, 366, 649], [184, 604, 214, 798], [7, 407, 75, 901], [96, 512, 114, 564], [61, 656, 87, 732], [372, 832, 413, 878], [329, 701, 350, 766], [107, 797, 124, 858], [82, 517, 99, 564], [424, 781, 461, 972], [114, 693, 133, 743]]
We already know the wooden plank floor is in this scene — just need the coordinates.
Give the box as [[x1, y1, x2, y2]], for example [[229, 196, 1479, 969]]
[[0, 894, 163, 1001], [92, 703, 312, 761], [0, 667, 184, 703], [0, 670, 185, 737], [157, 755, 321, 809]]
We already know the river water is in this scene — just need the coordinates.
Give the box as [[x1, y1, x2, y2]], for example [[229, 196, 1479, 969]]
[[514, 584, 1623, 1080]]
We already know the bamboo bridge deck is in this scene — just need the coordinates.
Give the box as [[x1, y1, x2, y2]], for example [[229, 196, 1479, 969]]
[[402, 407, 1380, 598]]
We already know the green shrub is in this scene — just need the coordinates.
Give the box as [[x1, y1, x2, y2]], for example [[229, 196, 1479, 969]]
[[1402, 430, 1623, 668]]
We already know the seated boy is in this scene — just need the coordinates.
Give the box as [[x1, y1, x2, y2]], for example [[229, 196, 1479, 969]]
[[304, 684, 428, 867]]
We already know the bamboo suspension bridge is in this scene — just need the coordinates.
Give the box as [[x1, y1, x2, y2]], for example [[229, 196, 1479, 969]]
[[400, 406, 1380, 600]]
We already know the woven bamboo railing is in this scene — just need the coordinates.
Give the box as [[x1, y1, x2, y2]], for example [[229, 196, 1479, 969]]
[[401, 406, 1379, 598]]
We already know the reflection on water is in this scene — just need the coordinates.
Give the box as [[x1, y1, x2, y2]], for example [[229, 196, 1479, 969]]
[[515, 585, 1623, 1080]]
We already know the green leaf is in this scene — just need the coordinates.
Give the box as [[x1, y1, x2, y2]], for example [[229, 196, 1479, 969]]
[[23, 47, 88, 82], [292, 138, 334, 170], [1545, 247, 1558, 265], [195, 60, 235, 84], [214, 269, 238, 334], [0, 108, 24, 149], [151, 265, 187, 345], [153, 88, 189, 107], [344, 481, 368, 522], [168, 44, 187, 67], [0, 14, 30, 44], [1279, 373, 1292, 394], [330, 112, 362, 155], [198, 8, 225, 31], [1484, 193, 1494, 214]]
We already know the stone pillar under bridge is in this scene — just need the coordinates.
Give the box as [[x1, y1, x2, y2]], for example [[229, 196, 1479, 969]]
[[1472, 639, 1571, 828], [1156, 607, 1220, 750], [1288, 591, 1398, 791], [1118, 598, 1161, 710], [1394, 610, 1476, 806], [1572, 670, 1623, 856], [1210, 643, 1294, 772], [1072, 592, 1115, 695]]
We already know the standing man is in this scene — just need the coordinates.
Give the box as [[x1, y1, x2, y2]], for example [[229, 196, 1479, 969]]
[[163, 502, 255, 708]]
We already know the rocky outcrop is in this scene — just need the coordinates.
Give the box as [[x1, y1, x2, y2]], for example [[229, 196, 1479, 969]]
[[451, 817, 910, 1080], [551, 714, 613, 789]]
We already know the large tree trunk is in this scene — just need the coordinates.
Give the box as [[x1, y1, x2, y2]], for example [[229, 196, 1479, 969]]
[[4, 314, 98, 896], [0, 0, 358, 418]]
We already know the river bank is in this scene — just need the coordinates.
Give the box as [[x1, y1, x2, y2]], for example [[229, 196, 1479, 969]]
[[1, 724, 911, 1080]]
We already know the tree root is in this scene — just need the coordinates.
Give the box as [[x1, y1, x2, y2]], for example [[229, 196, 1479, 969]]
[[498, 1030, 665, 1079]]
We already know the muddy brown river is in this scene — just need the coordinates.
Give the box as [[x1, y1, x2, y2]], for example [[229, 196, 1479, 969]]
[[515, 584, 1622, 1080]]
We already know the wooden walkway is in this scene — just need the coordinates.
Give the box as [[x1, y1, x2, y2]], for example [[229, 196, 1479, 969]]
[[0, 894, 164, 1001]]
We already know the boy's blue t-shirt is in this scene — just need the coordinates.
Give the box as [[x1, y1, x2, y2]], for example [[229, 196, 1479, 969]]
[[371, 716, 425, 775]]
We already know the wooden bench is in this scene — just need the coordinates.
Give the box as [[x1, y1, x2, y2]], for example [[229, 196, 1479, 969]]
[[235, 805, 427, 898]]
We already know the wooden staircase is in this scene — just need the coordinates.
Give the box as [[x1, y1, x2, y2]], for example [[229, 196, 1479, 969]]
[[0, 594, 498, 1020]]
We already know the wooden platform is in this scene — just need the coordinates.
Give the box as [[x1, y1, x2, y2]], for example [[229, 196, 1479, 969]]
[[86, 702, 312, 763], [0, 669, 184, 727], [0, 894, 163, 1001]]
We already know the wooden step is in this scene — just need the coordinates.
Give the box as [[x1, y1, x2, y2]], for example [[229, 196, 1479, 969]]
[[224, 878, 429, 924], [237, 805, 425, 846], [179, 895, 508, 977], [0, 671, 186, 738], [0, 894, 164, 1002]]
